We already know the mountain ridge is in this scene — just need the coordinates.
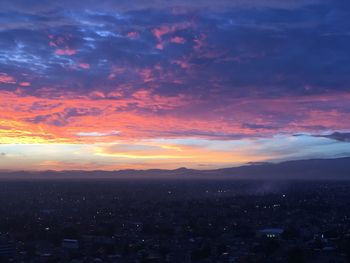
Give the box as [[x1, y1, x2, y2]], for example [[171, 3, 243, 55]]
[[0, 156, 350, 180]]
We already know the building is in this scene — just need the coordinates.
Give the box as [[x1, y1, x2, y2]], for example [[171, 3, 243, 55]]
[[257, 228, 284, 239], [62, 239, 79, 249]]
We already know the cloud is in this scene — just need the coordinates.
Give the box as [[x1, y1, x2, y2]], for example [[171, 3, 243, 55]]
[[1, 3, 350, 102], [0, 0, 350, 169], [78, 63, 90, 69], [1, 88, 350, 144], [76, 131, 120, 137], [0, 0, 323, 14], [314, 132, 350, 142], [170, 36, 186, 44], [55, 48, 77, 56], [0, 73, 16, 84], [25, 107, 103, 127], [19, 81, 31, 87]]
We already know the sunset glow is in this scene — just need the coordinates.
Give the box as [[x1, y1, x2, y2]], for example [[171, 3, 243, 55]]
[[1, 0, 350, 170]]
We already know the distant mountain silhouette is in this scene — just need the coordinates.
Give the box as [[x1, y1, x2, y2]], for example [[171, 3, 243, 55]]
[[212, 157, 350, 179], [0, 157, 350, 180]]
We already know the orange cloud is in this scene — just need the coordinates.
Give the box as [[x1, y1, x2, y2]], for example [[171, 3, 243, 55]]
[[93, 140, 273, 169], [0, 86, 349, 171], [0, 89, 350, 146]]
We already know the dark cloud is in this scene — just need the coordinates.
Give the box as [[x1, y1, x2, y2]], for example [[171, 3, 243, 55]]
[[0, 0, 323, 13], [141, 129, 254, 140], [315, 132, 350, 142], [25, 108, 103, 126], [242, 123, 277, 130], [294, 132, 350, 143], [1, 2, 349, 101]]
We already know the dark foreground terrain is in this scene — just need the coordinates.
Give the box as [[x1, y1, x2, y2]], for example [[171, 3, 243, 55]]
[[0, 179, 350, 262]]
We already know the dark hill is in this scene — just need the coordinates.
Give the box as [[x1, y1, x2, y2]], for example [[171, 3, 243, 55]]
[[0, 157, 349, 180]]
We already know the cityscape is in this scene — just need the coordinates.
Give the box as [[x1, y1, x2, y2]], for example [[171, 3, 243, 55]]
[[1, 178, 350, 262]]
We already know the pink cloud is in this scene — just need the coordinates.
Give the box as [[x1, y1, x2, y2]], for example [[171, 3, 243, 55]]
[[0, 73, 16, 84], [49, 35, 77, 57], [172, 58, 190, 69], [155, 43, 164, 50], [193, 33, 207, 51], [19, 82, 31, 87], [152, 23, 190, 40], [55, 49, 77, 56], [1, 88, 350, 146], [78, 63, 90, 69], [107, 90, 123, 98], [89, 91, 105, 99], [152, 22, 193, 50], [127, 31, 140, 39], [170, 36, 186, 44], [138, 68, 154, 82], [132, 89, 190, 110], [108, 66, 126, 80]]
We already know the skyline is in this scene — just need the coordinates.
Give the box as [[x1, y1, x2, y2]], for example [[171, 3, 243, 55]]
[[1, 0, 350, 170]]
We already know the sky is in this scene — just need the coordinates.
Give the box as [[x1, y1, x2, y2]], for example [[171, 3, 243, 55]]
[[0, 0, 350, 171]]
